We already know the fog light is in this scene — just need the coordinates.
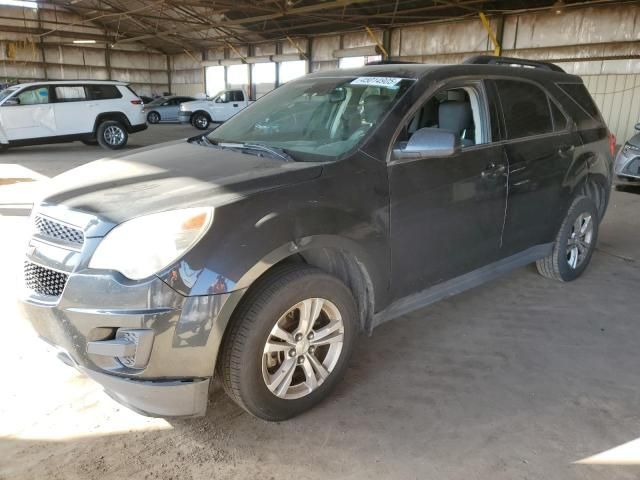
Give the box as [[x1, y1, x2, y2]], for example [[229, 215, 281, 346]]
[[87, 328, 154, 369], [116, 329, 154, 369]]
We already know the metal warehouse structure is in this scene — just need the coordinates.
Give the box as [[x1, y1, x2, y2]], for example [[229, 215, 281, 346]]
[[0, 0, 638, 141]]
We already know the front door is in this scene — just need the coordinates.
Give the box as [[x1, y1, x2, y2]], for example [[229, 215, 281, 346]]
[[0, 85, 56, 140], [389, 81, 508, 299]]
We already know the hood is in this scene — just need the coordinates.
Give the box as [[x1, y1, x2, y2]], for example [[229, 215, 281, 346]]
[[42, 139, 322, 226]]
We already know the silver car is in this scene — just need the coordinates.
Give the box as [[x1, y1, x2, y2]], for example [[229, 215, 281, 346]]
[[615, 123, 640, 182], [143, 96, 196, 124]]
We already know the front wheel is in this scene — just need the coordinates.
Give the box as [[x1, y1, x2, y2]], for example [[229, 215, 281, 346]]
[[218, 265, 357, 421], [97, 120, 128, 150], [536, 196, 599, 282], [192, 112, 210, 130]]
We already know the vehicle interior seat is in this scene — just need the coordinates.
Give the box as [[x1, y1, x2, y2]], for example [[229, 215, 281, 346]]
[[438, 100, 475, 146]]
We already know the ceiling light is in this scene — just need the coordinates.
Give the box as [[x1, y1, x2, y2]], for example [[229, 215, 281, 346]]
[[73, 40, 96, 44], [552, 0, 565, 14]]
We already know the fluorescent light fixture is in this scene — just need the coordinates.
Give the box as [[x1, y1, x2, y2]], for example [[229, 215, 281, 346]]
[[0, 0, 38, 7], [73, 40, 96, 44]]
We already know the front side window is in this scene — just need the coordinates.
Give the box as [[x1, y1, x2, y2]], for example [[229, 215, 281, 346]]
[[54, 86, 86, 102], [208, 76, 415, 161], [494, 80, 553, 139], [16, 86, 50, 105], [400, 85, 487, 147]]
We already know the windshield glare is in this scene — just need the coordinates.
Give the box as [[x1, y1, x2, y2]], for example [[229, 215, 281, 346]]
[[0, 86, 18, 103], [208, 76, 414, 161]]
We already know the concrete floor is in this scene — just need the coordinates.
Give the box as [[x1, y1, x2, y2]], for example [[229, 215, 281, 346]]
[[1, 126, 640, 479]]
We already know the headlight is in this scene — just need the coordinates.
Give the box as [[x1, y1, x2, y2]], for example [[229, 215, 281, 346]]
[[623, 144, 640, 156], [89, 207, 213, 280]]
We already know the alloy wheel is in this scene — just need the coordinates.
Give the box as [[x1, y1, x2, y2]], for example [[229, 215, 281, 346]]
[[194, 115, 208, 129], [566, 212, 593, 269], [262, 298, 344, 400], [104, 126, 125, 146]]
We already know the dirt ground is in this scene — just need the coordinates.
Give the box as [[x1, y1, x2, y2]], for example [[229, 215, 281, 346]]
[[1, 133, 640, 479]]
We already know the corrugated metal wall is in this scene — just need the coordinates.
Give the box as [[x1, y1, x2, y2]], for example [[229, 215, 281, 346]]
[[0, 5, 169, 96], [583, 74, 640, 143]]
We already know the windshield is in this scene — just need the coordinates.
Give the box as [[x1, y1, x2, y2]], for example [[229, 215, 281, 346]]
[[0, 86, 19, 103], [208, 76, 414, 161]]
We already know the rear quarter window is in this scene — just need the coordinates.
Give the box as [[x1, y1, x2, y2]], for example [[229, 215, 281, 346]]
[[86, 84, 122, 100], [557, 83, 603, 122]]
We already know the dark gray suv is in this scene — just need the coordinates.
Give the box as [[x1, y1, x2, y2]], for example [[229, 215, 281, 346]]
[[20, 56, 614, 421]]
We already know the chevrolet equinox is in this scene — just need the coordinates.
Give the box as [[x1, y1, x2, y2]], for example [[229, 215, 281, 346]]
[[21, 56, 614, 421]]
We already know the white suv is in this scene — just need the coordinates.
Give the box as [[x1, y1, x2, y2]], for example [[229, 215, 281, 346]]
[[0, 80, 147, 151]]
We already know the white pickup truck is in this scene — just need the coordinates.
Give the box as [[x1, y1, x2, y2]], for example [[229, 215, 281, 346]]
[[178, 89, 253, 130]]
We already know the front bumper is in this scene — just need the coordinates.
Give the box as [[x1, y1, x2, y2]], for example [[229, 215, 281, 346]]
[[20, 206, 245, 417], [614, 144, 640, 180], [178, 112, 192, 124]]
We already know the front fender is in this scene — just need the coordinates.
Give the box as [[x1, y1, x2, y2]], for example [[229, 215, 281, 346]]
[[157, 164, 390, 309]]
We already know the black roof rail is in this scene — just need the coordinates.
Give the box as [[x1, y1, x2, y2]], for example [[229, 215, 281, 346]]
[[365, 60, 421, 65], [464, 55, 565, 73]]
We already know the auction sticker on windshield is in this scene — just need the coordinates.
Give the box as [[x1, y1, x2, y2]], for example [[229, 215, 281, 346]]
[[350, 77, 404, 88]]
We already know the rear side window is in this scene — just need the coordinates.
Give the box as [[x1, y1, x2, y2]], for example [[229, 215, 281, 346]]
[[494, 80, 553, 139], [54, 86, 86, 102], [230, 90, 244, 101], [557, 83, 602, 121], [86, 84, 122, 100]]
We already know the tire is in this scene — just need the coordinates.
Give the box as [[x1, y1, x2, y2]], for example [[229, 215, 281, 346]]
[[536, 196, 599, 282], [81, 138, 98, 146], [147, 111, 160, 124], [192, 112, 210, 130], [97, 120, 128, 150], [218, 264, 358, 421]]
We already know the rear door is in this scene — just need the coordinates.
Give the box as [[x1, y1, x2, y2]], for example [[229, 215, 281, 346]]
[[0, 85, 56, 140], [389, 80, 508, 298], [491, 79, 581, 255], [51, 84, 92, 135]]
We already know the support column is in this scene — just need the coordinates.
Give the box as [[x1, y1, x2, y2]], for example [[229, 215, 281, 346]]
[[105, 37, 112, 80]]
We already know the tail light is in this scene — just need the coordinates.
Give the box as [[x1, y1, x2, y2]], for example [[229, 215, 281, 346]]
[[608, 132, 617, 157], [130, 99, 143, 105]]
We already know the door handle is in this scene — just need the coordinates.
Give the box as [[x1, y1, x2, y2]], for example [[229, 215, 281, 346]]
[[481, 163, 506, 179], [558, 144, 575, 156]]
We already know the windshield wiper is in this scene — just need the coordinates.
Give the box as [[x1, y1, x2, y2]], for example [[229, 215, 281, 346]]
[[218, 142, 295, 162]]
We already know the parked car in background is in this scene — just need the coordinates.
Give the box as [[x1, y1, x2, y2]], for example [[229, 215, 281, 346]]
[[143, 95, 196, 124], [21, 57, 613, 421], [0, 80, 146, 150], [178, 89, 253, 130], [615, 123, 640, 182]]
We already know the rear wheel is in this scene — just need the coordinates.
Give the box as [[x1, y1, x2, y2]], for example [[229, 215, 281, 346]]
[[192, 112, 210, 130], [97, 120, 128, 150], [147, 111, 160, 124], [218, 264, 357, 421], [536, 196, 599, 282]]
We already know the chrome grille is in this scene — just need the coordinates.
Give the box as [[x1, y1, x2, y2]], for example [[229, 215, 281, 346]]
[[24, 261, 69, 297], [34, 216, 84, 246]]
